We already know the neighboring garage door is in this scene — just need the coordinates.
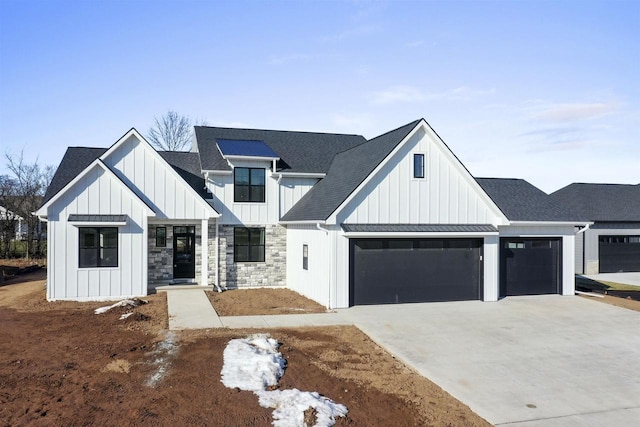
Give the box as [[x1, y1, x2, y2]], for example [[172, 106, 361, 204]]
[[350, 238, 483, 305], [599, 235, 640, 273], [500, 238, 561, 296]]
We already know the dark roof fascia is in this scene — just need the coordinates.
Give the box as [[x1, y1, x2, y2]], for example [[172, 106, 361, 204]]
[[342, 224, 499, 233]]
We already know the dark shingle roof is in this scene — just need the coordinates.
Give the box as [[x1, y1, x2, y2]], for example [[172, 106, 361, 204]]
[[549, 183, 640, 221], [68, 214, 127, 222], [158, 152, 210, 199], [281, 120, 420, 222], [194, 126, 366, 173], [476, 178, 574, 222], [42, 147, 108, 205], [342, 224, 498, 233], [41, 148, 210, 208]]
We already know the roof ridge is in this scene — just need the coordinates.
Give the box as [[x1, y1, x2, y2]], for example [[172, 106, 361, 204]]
[[194, 125, 363, 138], [333, 119, 421, 156]]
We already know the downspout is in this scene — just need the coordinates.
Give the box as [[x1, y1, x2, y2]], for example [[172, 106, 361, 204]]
[[316, 223, 333, 309], [577, 223, 591, 275]]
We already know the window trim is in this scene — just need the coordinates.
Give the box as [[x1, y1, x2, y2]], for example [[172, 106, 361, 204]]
[[156, 227, 167, 247], [413, 153, 425, 179], [302, 244, 308, 270], [78, 227, 119, 268], [233, 227, 266, 263], [234, 167, 266, 203]]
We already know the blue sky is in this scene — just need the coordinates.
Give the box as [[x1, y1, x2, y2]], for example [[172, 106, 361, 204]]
[[1, 0, 638, 192]]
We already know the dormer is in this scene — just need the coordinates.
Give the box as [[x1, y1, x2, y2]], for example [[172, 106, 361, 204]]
[[216, 139, 280, 172]]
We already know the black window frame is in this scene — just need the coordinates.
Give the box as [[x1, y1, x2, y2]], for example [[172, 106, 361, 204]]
[[303, 244, 308, 270], [234, 167, 266, 202], [234, 227, 265, 262], [156, 226, 166, 247], [79, 227, 118, 268], [413, 153, 425, 179]]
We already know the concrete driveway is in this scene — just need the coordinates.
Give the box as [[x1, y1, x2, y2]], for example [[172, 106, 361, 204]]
[[339, 296, 640, 426]]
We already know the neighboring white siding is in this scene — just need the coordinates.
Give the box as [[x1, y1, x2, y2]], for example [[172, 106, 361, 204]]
[[47, 165, 149, 300], [286, 225, 331, 307], [206, 159, 279, 224], [499, 224, 576, 296], [104, 135, 212, 220], [279, 177, 319, 218], [338, 130, 504, 225], [575, 230, 584, 274]]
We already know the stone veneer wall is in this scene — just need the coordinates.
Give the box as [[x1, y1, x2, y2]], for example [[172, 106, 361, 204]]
[[149, 223, 214, 284], [218, 224, 286, 288]]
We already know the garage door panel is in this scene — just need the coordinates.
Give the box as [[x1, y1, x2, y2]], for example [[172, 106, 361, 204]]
[[350, 238, 482, 305], [599, 236, 640, 273], [500, 238, 561, 296]]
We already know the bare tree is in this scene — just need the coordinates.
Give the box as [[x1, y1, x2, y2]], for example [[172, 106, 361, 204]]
[[0, 175, 19, 258], [147, 110, 196, 151], [5, 151, 56, 259]]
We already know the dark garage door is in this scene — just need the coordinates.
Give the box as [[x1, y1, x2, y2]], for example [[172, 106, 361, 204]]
[[599, 236, 640, 273], [350, 238, 483, 305], [500, 238, 561, 296]]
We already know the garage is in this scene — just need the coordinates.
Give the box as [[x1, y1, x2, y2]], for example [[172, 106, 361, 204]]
[[500, 238, 561, 296], [349, 238, 483, 305], [599, 235, 640, 272]]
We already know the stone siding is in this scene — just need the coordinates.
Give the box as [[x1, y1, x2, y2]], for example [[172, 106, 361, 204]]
[[148, 223, 215, 284], [218, 224, 286, 288]]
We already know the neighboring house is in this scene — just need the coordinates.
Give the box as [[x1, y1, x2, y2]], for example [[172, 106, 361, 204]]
[[36, 119, 585, 306], [550, 183, 640, 274], [0, 205, 26, 240]]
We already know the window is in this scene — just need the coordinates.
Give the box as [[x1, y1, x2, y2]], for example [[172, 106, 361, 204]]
[[303, 244, 308, 270], [413, 154, 425, 179], [156, 227, 166, 247], [234, 227, 265, 262], [79, 227, 118, 268], [234, 167, 265, 202]]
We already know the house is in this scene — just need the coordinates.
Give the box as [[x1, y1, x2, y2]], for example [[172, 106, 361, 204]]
[[549, 183, 640, 274], [0, 205, 26, 240], [36, 119, 585, 306]]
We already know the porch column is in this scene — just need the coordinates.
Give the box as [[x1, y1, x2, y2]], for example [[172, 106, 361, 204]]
[[201, 218, 209, 286]]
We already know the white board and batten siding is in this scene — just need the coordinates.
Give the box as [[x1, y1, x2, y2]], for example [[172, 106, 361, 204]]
[[206, 161, 318, 224], [286, 225, 333, 307], [336, 130, 505, 226], [104, 135, 213, 220], [47, 165, 151, 300]]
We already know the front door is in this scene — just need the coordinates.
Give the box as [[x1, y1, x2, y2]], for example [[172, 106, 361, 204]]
[[173, 226, 195, 279]]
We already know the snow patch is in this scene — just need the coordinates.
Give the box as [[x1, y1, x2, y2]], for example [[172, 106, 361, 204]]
[[221, 334, 347, 426], [94, 298, 147, 314], [119, 312, 134, 320], [145, 331, 179, 387], [256, 389, 348, 427], [221, 335, 285, 391]]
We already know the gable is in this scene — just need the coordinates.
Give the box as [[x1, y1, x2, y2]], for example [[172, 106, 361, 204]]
[[335, 121, 507, 225], [100, 130, 218, 220], [44, 161, 154, 220]]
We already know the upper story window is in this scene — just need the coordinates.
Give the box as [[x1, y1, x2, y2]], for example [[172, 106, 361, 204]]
[[234, 167, 265, 202], [413, 154, 425, 179], [79, 227, 118, 268]]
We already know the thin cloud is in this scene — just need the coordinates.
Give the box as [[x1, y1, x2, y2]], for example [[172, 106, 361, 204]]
[[268, 53, 313, 66], [531, 102, 618, 122], [320, 24, 379, 42], [406, 40, 425, 48], [371, 85, 425, 105]]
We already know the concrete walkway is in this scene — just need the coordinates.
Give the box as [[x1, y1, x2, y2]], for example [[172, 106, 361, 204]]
[[162, 288, 349, 330], [164, 289, 223, 330]]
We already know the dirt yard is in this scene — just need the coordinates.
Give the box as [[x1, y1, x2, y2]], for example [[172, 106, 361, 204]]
[[1, 271, 490, 426], [206, 288, 327, 316]]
